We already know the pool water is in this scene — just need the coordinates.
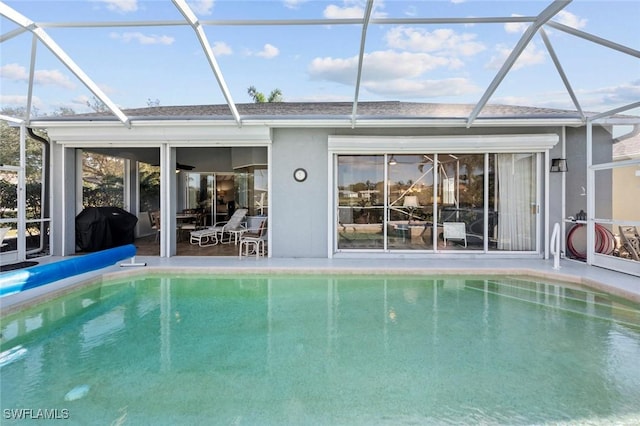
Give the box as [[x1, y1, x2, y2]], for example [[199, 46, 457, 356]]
[[1, 274, 639, 425]]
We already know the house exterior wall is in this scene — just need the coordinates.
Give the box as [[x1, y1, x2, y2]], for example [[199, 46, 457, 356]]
[[271, 128, 329, 258], [269, 125, 564, 258], [44, 121, 617, 259]]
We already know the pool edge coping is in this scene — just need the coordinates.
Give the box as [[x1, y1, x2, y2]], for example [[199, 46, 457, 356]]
[[1, 264, 638, 318]]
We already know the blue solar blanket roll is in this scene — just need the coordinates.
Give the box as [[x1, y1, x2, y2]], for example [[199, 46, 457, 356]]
[[0, 244, 136, 297]]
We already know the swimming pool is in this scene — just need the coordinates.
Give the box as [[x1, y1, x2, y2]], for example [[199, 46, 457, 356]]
[[1, 273, 639, 425]]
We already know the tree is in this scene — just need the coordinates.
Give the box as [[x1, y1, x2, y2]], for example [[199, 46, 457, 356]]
[[247, 86, 283, 103], [0, 107, 46, 221], [86, 95, 109, 112]]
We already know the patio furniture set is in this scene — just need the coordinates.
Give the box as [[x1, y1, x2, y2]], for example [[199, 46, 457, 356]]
[[189, 209, 267, 258]]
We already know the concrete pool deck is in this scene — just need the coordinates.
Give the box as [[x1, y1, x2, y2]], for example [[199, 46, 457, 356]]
[[1, 256, 639, 315]]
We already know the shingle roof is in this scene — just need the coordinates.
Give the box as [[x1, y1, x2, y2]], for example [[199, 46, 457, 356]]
[[39, 101, 589, 122], [613, 133, 640, 159]]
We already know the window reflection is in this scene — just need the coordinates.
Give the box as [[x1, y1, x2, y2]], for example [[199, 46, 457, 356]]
[[337, 156, 384, 249], [335, 152, 538, 253]]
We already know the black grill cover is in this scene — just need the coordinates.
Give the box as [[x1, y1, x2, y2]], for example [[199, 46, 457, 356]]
[[76, 207, 138, 252]]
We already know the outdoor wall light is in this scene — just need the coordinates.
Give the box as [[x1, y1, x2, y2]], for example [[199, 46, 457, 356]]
[[550, 158, 568, 172], [388, 155, 397, 166]]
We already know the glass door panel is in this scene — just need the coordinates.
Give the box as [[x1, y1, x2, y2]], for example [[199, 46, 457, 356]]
[[491, 153, 537, 251], [438, 154, 485, 251], [337, 156, 384, 250], [234, 166, 267, 217], [387, 154, 434, 250]]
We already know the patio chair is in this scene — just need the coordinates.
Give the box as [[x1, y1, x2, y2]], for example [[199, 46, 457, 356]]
[[178, 210, 203, 241], [148, 211, 160, 242], [443, 222, 467, 247], [190, 208, 247, 247], [239, 218, 267, 258]]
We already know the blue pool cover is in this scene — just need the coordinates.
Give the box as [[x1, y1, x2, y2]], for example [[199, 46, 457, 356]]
[[0, 244, 136, 297]]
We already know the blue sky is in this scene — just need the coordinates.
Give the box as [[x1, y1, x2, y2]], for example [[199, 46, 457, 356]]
[[1, 0, 639, 115]]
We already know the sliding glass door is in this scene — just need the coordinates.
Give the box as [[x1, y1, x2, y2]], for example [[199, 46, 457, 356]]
[[335, 152, 539, 254]]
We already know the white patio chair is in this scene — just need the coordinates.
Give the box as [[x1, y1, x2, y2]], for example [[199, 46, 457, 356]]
[[443, 222, 467, 247], [239, 218, 267, 259]]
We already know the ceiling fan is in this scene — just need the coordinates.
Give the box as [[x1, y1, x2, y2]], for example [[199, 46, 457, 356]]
[[152, 162, 195, 170], [176, 163, 195, 171]]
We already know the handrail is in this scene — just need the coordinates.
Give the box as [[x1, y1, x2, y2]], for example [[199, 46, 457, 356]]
[[550, 222, 561, 269]]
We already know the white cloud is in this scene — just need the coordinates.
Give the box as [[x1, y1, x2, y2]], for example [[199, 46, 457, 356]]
[[364, 77, 480, 98], [109, 32, 175, 45], [212, 41, 232, 56], [554, 10, 587, 29], [324, 4, 364, 19], [493, 80, 640, 112], [363, 51, 464, 79], [308, 56, 357, 85], [256, 44, 280, 59], [486, 42, 545, 71], [504, 15, 528, 34], [186, 0, 215, 15], [71, 95, 92, 108], [323, 1, 387, 19], [0, 63, 28, 80], [0, 94, 39, 108], [307, 23, 477, 97], [505, 11, 587, 34], [0, 63, 75, 89], [404, 5, 417, 17], [583, 80, 640, 109], [308, 49, 472, 98], [97, 0, 138, 13], [283, 0, 306, 9], [385, 26, 485, 56]]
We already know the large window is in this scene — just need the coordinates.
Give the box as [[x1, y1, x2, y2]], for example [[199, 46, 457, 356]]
[[335, 151, 539, 253]]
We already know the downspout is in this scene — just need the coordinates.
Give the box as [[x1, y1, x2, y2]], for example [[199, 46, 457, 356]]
[[27, 127, 50, 255]]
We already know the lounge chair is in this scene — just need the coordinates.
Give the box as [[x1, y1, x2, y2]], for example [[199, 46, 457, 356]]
[[190, 208, 247, 247]]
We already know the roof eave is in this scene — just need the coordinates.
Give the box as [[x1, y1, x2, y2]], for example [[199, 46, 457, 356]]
[[26, 116, 590, 129]]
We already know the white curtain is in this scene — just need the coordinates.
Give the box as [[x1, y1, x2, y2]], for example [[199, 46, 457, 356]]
[[497, 154, 535, 250]]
